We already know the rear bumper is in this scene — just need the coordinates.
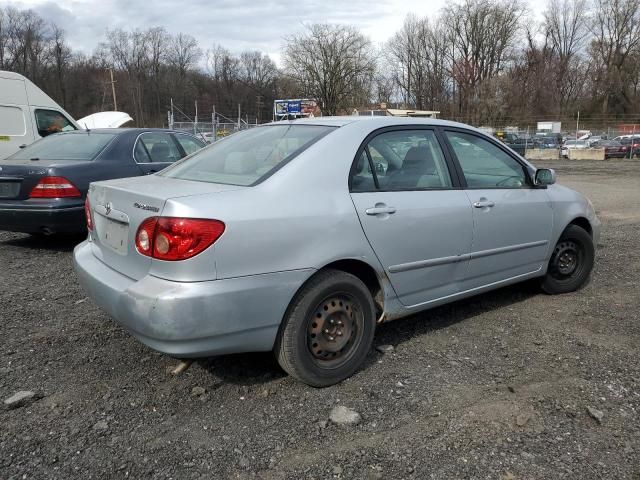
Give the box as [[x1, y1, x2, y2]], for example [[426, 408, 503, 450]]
[[73, 240, 314, 357], [0, 201, 85, 234]]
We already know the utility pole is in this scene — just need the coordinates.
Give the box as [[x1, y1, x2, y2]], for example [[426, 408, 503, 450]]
[[170, 98, 174, 130], [256, 95, 263, 124], [237, 103, 241, 131], [109, 68, 118, 111], [194, 100, 198, 135], [576, 111, 580, 141], [212, 105, 216, 143]]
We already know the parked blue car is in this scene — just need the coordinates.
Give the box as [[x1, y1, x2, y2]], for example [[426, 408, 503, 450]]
[[0, 128, 205, 234]]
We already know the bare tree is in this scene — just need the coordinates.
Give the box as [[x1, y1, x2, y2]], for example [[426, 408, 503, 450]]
[[443, 0, 526, 122], [543, 0, 590, 112], [166, 33, 201, 79], [283, 24, 375, 115], [590, 0, 640, 113], [49, 25, 71, 107], [239, 51, 277, 91], [385, 15, 451, 111]]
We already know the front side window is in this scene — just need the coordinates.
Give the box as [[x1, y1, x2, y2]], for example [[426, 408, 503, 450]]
[[174, 134, 205, 156], [351, 129, 452, 191], [445, 131, 528, 188], [135, 132, 182, 163], [161, 125, 334, 186], [35, 109, 76, 137]]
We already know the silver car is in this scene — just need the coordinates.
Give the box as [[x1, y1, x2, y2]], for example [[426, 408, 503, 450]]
[[74, 117, 600, 386]]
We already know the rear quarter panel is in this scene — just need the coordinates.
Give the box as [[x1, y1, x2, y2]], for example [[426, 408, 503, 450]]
[[157, 123, 388, 283]]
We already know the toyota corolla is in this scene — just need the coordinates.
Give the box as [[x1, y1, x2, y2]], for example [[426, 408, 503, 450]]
[[74, 117, 600, 386]]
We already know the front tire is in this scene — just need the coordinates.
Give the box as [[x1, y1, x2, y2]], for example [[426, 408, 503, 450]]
[[275, 269, 376, 387], [542, 225, 594, 294]]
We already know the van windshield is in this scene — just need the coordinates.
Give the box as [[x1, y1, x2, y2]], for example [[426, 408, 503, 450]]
[[8, 132, 116, 160], [161, 124, 335, 186]]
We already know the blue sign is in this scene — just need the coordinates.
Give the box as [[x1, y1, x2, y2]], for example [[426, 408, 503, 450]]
[[287, 101, 301, 114]]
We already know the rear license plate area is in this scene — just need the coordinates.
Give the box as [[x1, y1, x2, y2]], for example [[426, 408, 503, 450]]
[[102, 218, 129, 254], [0, 181, 20, 199]]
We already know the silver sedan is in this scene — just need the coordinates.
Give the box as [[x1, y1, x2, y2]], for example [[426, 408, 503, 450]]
[[74, 117, 600, 386]]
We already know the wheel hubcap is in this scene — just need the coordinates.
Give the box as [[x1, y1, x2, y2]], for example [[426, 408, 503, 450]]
[[551, 241, 580, 278], [308, 295, 358, 362]]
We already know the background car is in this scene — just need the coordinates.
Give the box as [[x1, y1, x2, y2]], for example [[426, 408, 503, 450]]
[[590, 139, 629, 159], [535, 135, 562, 149], [614, 135, 640, 157], [0, 128, 205, 235], [561, 139, 589, 158], [74, 117, 599, 387]]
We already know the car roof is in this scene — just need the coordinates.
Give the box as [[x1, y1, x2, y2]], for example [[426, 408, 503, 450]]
[[268, 115, 480, 130], [61, 128, 192, 135]]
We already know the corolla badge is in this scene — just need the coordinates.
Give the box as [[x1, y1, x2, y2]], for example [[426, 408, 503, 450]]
[[133, 202, 160, 213]]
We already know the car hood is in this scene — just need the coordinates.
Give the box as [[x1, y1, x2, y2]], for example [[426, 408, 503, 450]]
[[77, 111, 133, 129]]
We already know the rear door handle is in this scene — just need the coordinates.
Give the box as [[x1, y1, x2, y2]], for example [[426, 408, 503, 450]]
[[365, 206, 396, 215], [473, 200, 495, 208]]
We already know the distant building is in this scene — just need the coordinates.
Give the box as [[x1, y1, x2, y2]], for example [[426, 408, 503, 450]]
[[354, 106, 440, 118]]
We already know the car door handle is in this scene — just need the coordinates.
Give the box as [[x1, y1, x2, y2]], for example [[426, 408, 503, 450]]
[[365, 206, 396, 215], [473, 200, 495, 208]]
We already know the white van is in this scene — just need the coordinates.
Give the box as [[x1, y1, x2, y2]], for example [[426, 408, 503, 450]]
[[0, 70, 80, 159]]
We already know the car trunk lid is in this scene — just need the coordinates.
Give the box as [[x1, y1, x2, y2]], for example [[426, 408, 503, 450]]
[[88, 175, 241, 280], [0, 160, 91, 200]]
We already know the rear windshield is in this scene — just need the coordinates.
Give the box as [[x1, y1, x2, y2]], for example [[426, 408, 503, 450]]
[[8, 132, 116, 161], [161, 124, 335, 186]]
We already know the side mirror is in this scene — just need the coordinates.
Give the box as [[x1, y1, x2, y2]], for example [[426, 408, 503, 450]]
[[535, 168, 556, 186]]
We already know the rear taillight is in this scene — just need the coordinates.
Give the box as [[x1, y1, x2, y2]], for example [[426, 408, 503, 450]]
[[135, 217, 225, 261], [29, 176, 81, 198], [84, 197, 93, 231]]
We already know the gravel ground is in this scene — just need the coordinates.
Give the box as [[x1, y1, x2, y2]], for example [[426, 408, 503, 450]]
[[1, 159, 639, 479]]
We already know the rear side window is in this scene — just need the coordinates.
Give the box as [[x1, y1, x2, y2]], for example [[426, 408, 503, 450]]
[[0, 106, 26, 135], [135, 132, 182, 163], [174, 134, 205, 156], [35, 109, 76, 137], [161, 125, 335, 186], [445, 131, 527, 189], [351, 129, 452, 191], [7, 133, 116, 160]]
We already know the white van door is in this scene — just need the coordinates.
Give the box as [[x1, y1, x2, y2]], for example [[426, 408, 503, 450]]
[[0, 74, 36, 159], [0, 104, 34, 159]]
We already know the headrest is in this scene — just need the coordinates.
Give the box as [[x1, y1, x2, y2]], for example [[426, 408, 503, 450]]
[[403, 146, 435, 173], [150, 142, 170, 161]]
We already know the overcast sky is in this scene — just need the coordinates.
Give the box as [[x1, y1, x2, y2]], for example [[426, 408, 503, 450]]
[[2, 0, 546, 64]]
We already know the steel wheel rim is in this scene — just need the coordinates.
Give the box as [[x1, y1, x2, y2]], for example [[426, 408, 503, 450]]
[[550, 240, 583, 280], [307, 293, 363, 368]]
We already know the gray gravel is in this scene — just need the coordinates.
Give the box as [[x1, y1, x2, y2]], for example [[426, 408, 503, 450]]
[[1, 158, 639, 479]]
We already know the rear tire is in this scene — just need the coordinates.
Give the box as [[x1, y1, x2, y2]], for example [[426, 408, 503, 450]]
[[541, 225, 594, 294], [274, 269, 376, 387]]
